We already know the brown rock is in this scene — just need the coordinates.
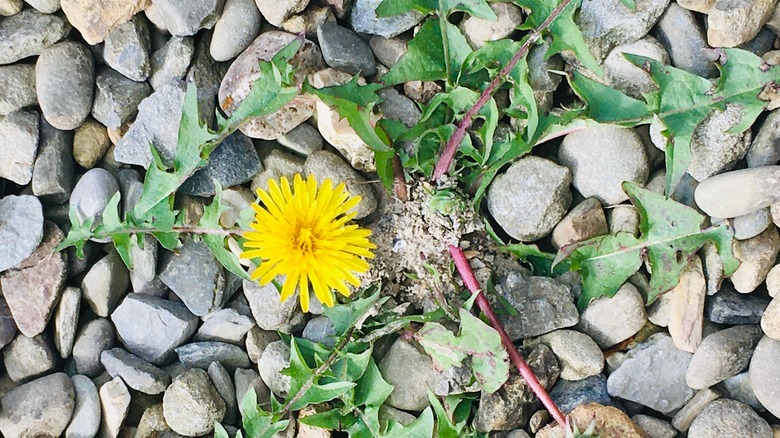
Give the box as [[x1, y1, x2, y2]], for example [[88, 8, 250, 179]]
[[551, 197, 608, 248], [218, 31, 325, 140], [731, 226, 780, 293], [668, 257, 706, 352], [61, 0, 150, 45], [73, 118, 111, 169], [536, 403, 646, 438]]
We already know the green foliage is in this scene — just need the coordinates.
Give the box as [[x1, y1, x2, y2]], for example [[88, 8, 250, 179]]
[[555, 182, 740, 308], [501, 242, 570, 277]]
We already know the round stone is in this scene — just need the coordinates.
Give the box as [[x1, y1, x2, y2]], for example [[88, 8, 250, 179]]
[[36, 41, 94, 130], [163, 368, 226, 436], [688, 399, 770, 438], [0, 195, 43, 272]]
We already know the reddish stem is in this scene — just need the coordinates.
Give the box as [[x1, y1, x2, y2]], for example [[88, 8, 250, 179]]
[[431, 0, 574, 182], [448, 245, 567, 427]]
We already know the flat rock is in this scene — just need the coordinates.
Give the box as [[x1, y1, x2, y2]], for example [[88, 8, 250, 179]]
[[551, 197, 608, 248], [31, 120, 75, 203], [318, 22, 376, 76], [163, 368, 226, 436], [0, 109, 39, 185], [0, 221, 67, 337], [689, 399, 771, 437], [487, 155, 572, 241], [36, 41, 94, 130], [103, 15, 151, 82], [111, 293, 199, 365], [0, 373, 74, 438], [707, 0, 776, 48], [0, 195, 43, 272], [175, 341, 251, 370], [54, 286, 81, 359], [694, 165, 780, 218], [731, 226, 780, 293], [98, 377, 131, 438], [101, 348, 170, 395], [651, 2, 717, 78], [559, 125, 649, 205], [531, 330, 604, 381], [114, 81, 185, 168], [257, 340, 293, 396], [180, 131, 261, 196], [92, 67, 152, 130], [0, 64, 37, 115], [211, 0, 262, 61], [686, 325, 763, 389], [705, 285, 769, 324], [3, 333, 57, 382], [81, 251, 129, 317], [218, 31, 325, 140], [195, 308, 255, 344], [577, 283, 647, 348], [350, 0, 423, 37], [72, 318, 116, 377], [244, 279, 302, 332], [0, 9, 70, 65], [65, 374, 101, 438], [380, 339, 439, 411], [607, 333, 694, 413], [493, 270, 579, 340], [750, 335, 780, 417], [61, 0, 148, 44], [668, 257, 706, 352], [149, 36, 194, 90], [159, 237, 226, 316], [549, 374, 613, 414], [208, 362, 237, 424], [304, 150, 378, 220]]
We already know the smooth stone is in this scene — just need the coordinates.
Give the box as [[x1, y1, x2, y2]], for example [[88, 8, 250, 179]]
[[208, 362, 237, 425], [607, 333, 694, 413], [54, 286, 81, 359], [702, 241, 725, 296], [252, 148, 305, 192], [218, 31, 324, 140], [277, 123, 324, 156], [369, 35, 408, 68], [0, 297, 16, 349], [210, 0, 262, 61], [149, 36, 194, 90], [69, 168, 120, 230], [686, 325, 763, 389], [667, 257, 706, 352], [36, 41, 94, 130], [671, 388, 722, 432], [128, 234, 159, 295], [257, 340, 293, 397], [460, 2, 522, 49], [474, 345, 559, 432], [0, 0, 22, 15], [761, 297, 780, 340], [0, 64, 36, 115], [3, 333, 57, 382], [302, 316, 337, 349], [159, 237, 226, 316], [632, 415, 677, 438], [749, 109, 780, 168], [378, 338, 438, 411], [114, 81, 185, 168], [493, 270, 579, 340], [608, 205, 640, 236], [651, 2, 718, 77], [195, 308, 255, 344], [707, 0, 776, 48], [0, 373, 74, 438], [65, 374, 101, 438], [0, 109, 39, 185], [31, 119, 74, 203], [92, 67, 152, 130], [487, 155, 572, 241], [234, 367, 270, 414], [705, 286, 769, 324], [175, 341, 251, 370], [0, 9, 70, 65], [732, 226, 780, 293], [73, 318, 116, 377], [318, 22, 377, 76], [686, 105, 752, 182], [110, 293, 199, 365], [0, 221, 67, 337], [98, 377, 131, 438], [549, 374, 613, 414], [350, 0, 423, 37], [101, 348, 170, 395], [377, 87, 421, 128], [689, 399, 771, 437], [61, 0, 148, 44], [25, 0, 59, 9], [678, 0, 715, 11], [304, 150, 378, 219], [73, 119, 111, 169], [103, 15, 151, 82], [750, 336, 780, 417], [603, 36, 669, 99], [0, 195, 43, 272], [771, 265, 780, 296], [245, 327, 280, 363], [734, 208, 772, 240], [149, 0, 224, 37], [81, 251, 130, 317], [551, 197, 608, 248], [694, 166, 780, 218], [559, 125, 649, 205], [722, 372, 765, 411], [163, 368, 226, 436], [530, 330, 604, 381], [577, 283, 647, 349], [180, 131, 261, 196]]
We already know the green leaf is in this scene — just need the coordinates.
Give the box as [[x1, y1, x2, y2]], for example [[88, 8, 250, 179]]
[[214, 423, 230, 438], [298, 409, 352, 430], [324, 291, 383, 336], [386, 407, 435, 438], [501, 242, 570, 276], [621, 0, 636, 8], [239, 388, 290, 438], [376, 0, 496, 19], [382, 18, 472, 86], [569, 71, 651, 124], [288, 381, 356, 412], [428, 392, 461, 438], [198, 182, 250, 281], [556, 181, 739, 308], [353, 358, 394, 436], [513, 0, 602, 76], [55, 207, 95, 258]]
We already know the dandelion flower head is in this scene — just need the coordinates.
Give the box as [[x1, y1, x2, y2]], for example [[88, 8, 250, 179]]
[[241, 174, 375, 312]]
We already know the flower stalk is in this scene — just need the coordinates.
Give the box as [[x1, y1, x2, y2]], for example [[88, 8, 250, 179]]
[[448, 244, 567, 427]]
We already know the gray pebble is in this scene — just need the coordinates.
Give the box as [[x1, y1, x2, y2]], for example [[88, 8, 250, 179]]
[[257, 340, 292, 396], [723, 372, 765, 412], [54, 286, 81, 359], [103, 15, 151, 82], [195, 308, 255, 344], [210, 0, 262, 61], [379, 338, 437, 411], [152, 0, 225, 37], [577, 283, 647, 348], [688, 104, 751, 182], [159, 237, 227, 316], [302, 316, 337, 348], [3, 333, 57, 382], [101, 348, 170, 395], [98, 376, 130, 438], [350, 0, 423, 38], [0, 9, 70, 65], [318, 22, 377, 76], [632, 415, 677, 438], [706, 0, 775, 48], [92, 67, 152, 130], [651, 2, 717, 78], [304, 150, 378, 220], [255, 0, 308, 27], [530, 330, 604, 381], [0, 296, 16, 350], [0, 195, 43, 273], [0, 109, 39, 185], [36, 41, 94, 130], [65, 374, 101, 438], [277, 122, 323, 156], [208, 361, 237, 424], [69, 168, 120, 229], [72, 318, 116, 377], [24, 0, 60, 13], [550, 374, 613, 414], [150, 36, 194, 90], [688, 399, 770, 437], [694, 165, 780, 219], [32, 119, 75, 204], [748, 109, 780, 167], [128, 233, 159, 295], [0, 373, 74, 438], [705, 285, 769, 325], [176, 341, 252, 370], [0, 64, 36, 115], [378, 87, 421, 128], [686, 325, 763, 389], [750, 336, 780, 417], [81, 251, 129, 317], [180, 131, 262, 196], [163, 368, 226, 436], [733, 208, 772, 240]]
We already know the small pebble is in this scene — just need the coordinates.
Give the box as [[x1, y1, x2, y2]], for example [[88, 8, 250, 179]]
[[36, 41, 94, 130]]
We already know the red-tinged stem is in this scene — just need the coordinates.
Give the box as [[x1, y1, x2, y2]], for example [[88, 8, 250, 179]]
[[431, 0, 574, 182], [448, 245, 567, 427]]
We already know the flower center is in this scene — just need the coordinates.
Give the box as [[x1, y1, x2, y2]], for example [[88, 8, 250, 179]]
[[296, 227, 314, 253]]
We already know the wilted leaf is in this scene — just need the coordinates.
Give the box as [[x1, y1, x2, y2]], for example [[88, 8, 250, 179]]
[[199, 182, 250, 281]]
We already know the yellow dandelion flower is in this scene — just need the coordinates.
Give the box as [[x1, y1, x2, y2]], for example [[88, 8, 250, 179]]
[[241, 174, 376, 312]]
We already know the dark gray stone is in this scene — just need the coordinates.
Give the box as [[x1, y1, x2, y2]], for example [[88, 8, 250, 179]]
[[0, 64, 36, 115], [0, 109, 39, 185], [180, 131, 261, 196], [3, 333, 57, 382], [550, 374, 614, 414], [101, 348, 171, 395], [0, 9, 70, 65], [152, 0, 225, 37], [651, 2, 717, 78], [159, 237, 227, 316], [378, 88, 421, 128], [111, 293, 199, 365], [317, 22, 377, 76], [72, 318, 116, 377], [36, 41, 94, 130], [32, 119, 75, 204], [92, 67, 153, 129], [150, 36, 194, 90], [103, 15, 151, 82], [705, 286, 769, 325], [208, 361, 237, 425], [0, 195, 43, 273], [0, 373, 74, 438], [175, 341, 252, 370], [277, 122, 323, 156], [302, 316, 337, 348]]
